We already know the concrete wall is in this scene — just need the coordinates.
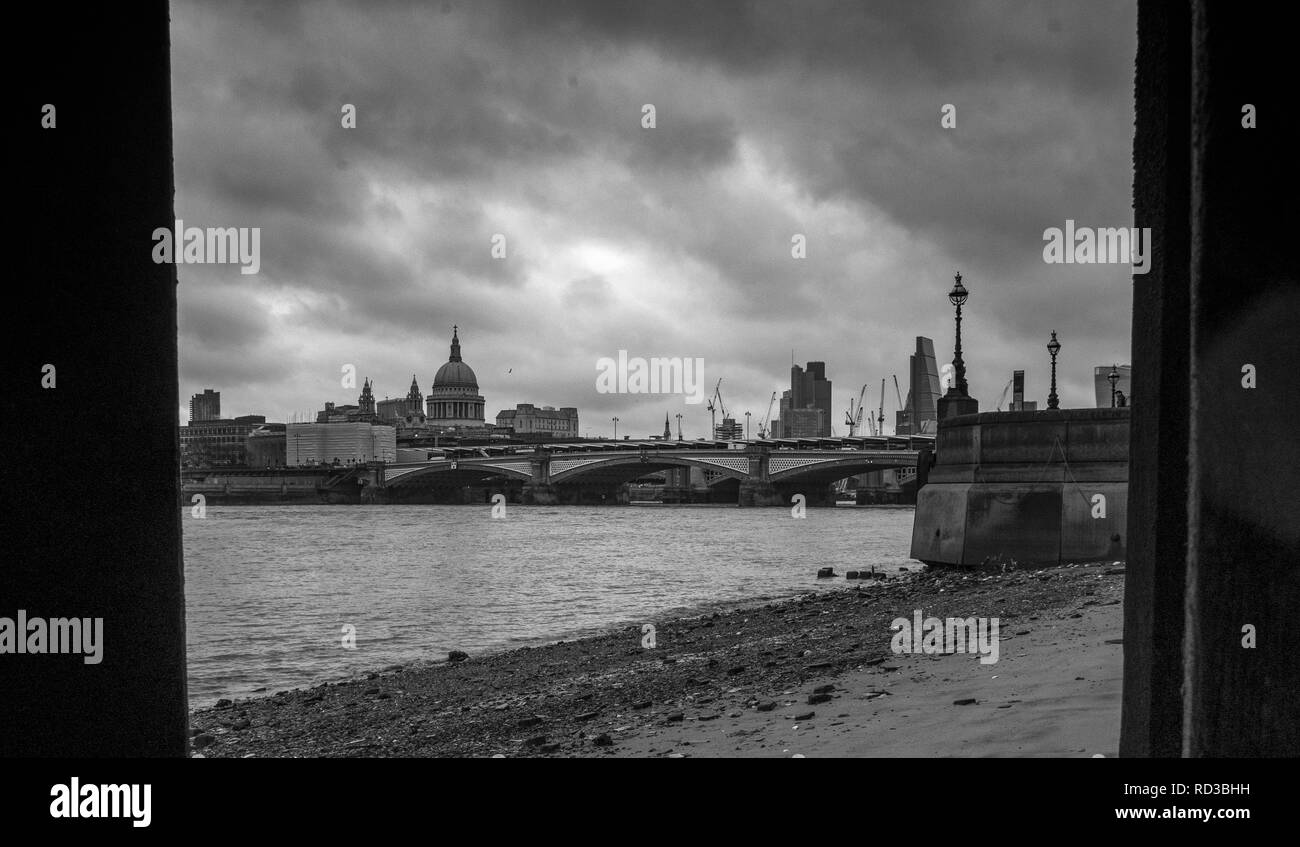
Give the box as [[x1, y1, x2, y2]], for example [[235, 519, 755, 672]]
[[910, 408, 1129, 566]]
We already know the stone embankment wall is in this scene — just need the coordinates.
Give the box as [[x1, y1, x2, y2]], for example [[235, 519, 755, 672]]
[[910, 408, 1129, 566]]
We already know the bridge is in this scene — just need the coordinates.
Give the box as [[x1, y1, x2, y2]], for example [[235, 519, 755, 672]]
[[375, 435, 934, 506]]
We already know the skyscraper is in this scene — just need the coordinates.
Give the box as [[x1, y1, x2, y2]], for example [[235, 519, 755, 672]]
[[1009, 370, 1038, 412], [189, 389, 221, 423], [779, 361, 832, 437], [895, 337, 941, 435]]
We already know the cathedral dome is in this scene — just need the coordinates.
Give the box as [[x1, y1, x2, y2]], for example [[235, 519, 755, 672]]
[[433, 326, 478, 388], [426, 325, 486, 427], [434, 360, 478, 388]]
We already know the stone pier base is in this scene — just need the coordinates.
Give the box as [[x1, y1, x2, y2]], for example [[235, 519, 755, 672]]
[[738, 481, 836, 507], [911, 409, 1129, 567], [522, 483, 559, 505]]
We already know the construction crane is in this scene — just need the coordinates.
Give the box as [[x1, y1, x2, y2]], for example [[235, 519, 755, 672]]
[[758, 391, 777, 439], [845, 383, 869, 436], [706, 378, 721, 437], [893, 375, 906, 434], [995, 375, 1016, 411], [709, 379, 743, 440], [877, 379, 886, 437]]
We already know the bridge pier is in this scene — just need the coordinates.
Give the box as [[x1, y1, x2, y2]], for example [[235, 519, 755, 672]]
[[522, 483, 558, 505], [738, 480, 783, 507], [789, 483, 836, 507], [738, 480, 836, 507], [523, 482, 629, 505]]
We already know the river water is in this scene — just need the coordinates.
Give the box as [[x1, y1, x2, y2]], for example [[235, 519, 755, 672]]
[[182, 504, 920, 707]]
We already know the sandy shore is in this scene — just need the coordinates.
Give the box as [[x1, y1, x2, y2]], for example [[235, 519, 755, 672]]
[[190, 561, 1124, 758]]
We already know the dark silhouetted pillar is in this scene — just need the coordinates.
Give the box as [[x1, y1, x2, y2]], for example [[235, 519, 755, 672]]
[[1122, 0, 1192, 759], [1182, 0, 1298, 756], [1125, 0, 1299, 757], [7, 2, 186, 756]]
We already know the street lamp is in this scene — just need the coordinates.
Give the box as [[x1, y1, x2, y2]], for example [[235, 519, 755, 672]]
[[1047, 331, 1062, 410], [1107, 364, 1120, 408], [612, 416, 619, 440], [947, 272, 970, 396]]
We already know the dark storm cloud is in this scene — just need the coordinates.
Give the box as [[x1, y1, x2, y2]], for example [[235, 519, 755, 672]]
[[172, 0, 1136, 429], [499, 0, 1130, 96], [626, 113, 738, 173], [496, 0, 1134, 278], [179, 285, 272, 349]]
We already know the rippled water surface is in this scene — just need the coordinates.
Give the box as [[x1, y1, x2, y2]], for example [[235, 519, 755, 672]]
[[183, 504, 919, 706]]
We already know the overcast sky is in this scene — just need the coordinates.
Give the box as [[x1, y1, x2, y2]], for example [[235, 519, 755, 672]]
[[172, 0, 1137, 436]]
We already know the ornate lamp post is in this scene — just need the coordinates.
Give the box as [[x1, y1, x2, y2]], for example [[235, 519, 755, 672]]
[[948, 272, 970, 395], [1108, 364, 1120, 408], [611, 416, 619, 440], [937, 272, 979, 420], [675, 413, 683, 441], [1047, 331, 1062, 410]]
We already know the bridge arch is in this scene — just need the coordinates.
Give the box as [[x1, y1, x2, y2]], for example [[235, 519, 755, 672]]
[[383, 460, 533, 486], [548, 453, 751, 485], [767, 455, 915, 484]]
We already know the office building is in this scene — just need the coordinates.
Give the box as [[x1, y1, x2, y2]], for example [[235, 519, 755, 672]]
[[286, 422, 396, 465], [180, 414, 266, 467], [495, 403, 579, 437], [1009, 370, 1038, 411], [245, 423, 287, 467], [780, 407, 826, 438], [778, 361, 832, 438], [895, 337, 942, 435], [189, 389, 221, 423]]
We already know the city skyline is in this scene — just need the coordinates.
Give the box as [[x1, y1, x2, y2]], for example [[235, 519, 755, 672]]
[[184, 319, 1126, 439], [173, 0, 1137, 437]]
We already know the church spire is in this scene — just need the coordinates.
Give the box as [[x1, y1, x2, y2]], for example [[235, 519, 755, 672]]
[[358, 378, 375, 417], [664, 412, 671, 440], [449, 324, 461, 362]]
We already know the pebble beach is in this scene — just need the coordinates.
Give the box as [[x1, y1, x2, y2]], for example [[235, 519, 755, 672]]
[[189, 561, 1125, 758]]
